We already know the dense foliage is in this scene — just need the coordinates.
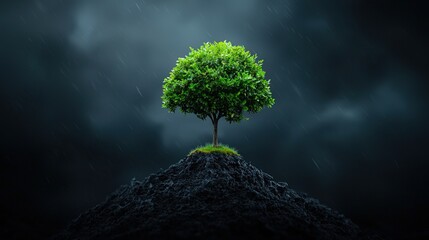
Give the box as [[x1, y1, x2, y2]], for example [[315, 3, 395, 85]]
[[162, 41, 274, 145]]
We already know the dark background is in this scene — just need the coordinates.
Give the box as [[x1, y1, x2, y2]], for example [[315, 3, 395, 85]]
[[1, 0, 428, 239]]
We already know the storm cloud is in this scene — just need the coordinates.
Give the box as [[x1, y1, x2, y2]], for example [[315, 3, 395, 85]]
[[1, 0, 428, 239]]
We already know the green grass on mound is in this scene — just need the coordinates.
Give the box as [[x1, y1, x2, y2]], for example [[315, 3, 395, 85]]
[[188, 143, 240, 156]]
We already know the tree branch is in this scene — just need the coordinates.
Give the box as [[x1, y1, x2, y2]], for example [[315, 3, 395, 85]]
[[216, 111, 223, 120], [208, 113, 214, 124]]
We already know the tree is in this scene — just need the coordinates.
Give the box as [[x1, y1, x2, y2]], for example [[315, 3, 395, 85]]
[[162, 41, 275, 146]]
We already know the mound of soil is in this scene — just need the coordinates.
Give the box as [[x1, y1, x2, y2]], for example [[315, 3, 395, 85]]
[[55, 153, 363, 239]]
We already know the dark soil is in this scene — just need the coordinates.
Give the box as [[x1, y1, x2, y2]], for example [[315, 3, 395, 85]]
[[55, 153, 364, 240]]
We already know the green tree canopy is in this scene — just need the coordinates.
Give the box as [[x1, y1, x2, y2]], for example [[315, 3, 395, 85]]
[[162, 41, 275, 146]]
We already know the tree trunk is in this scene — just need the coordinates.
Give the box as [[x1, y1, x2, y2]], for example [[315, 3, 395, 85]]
[[213, 118, 218, 146]]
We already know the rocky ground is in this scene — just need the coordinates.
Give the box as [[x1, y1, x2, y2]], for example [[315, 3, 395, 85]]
[[55, 153, 366, 239]]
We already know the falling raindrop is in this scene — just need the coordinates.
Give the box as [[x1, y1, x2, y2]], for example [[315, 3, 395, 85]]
[[312, 158, 321, 172], [136, 86, 143, 97]]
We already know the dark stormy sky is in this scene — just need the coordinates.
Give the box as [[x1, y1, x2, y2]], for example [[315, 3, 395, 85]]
[[1, 0, 428, 239]]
